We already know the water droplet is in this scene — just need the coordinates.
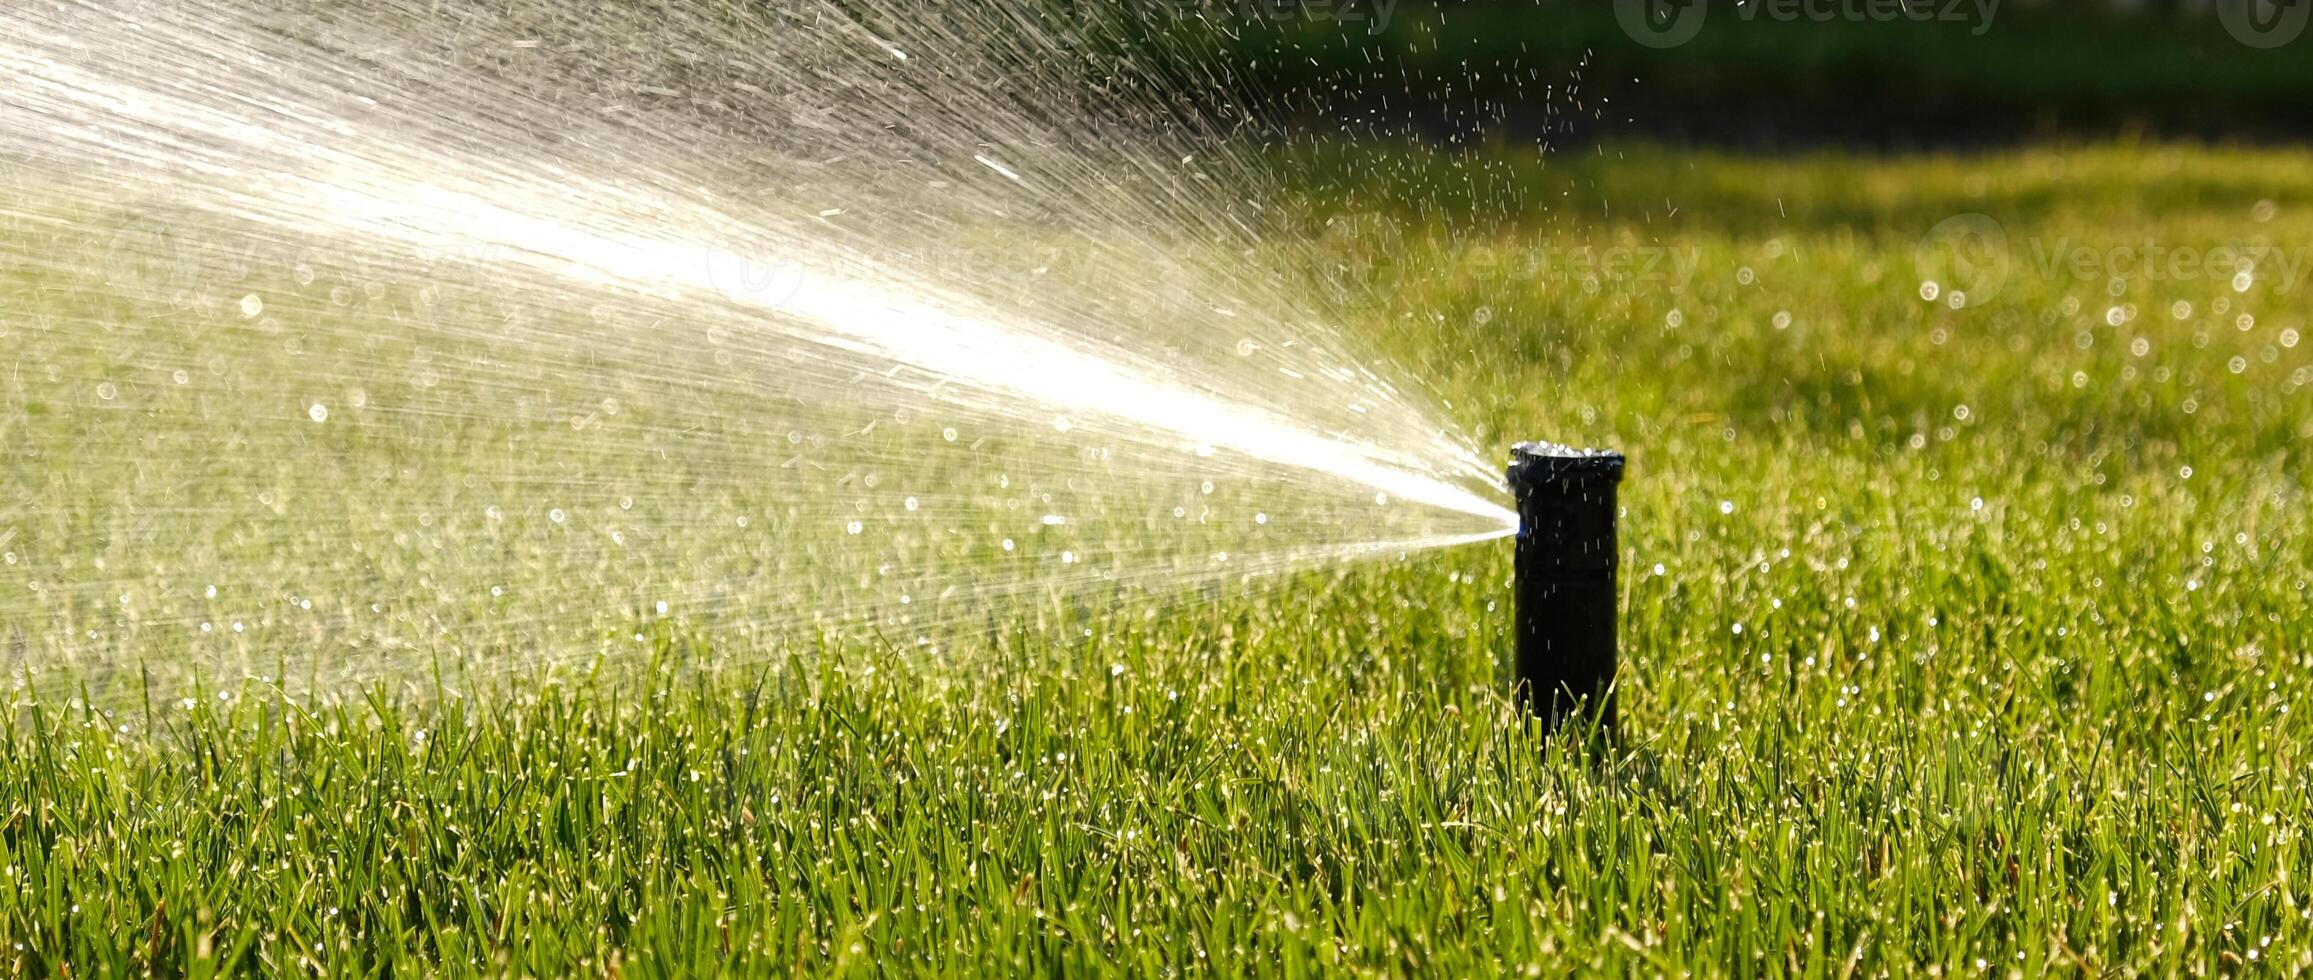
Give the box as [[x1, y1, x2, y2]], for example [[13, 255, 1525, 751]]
[[94, 382, 117, 401], [1919, 280, 1940, 302], [239, 294, 263, 317], [1719, 500, 1735, 515], [307, 402, 328, 423]]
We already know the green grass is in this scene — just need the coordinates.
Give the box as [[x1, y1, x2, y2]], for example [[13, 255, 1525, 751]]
[[6, 140, 2313, 975]]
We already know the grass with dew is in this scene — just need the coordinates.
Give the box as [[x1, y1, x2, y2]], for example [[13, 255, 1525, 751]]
[[4, 141, 2312, 975]]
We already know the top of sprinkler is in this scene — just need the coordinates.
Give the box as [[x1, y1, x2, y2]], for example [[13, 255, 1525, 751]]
[[1508, 441, 1624, 485]]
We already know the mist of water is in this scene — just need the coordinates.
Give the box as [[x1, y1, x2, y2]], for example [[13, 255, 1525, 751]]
[[0, 0, 1513, 696]]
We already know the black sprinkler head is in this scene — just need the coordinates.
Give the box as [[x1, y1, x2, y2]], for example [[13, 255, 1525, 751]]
[[1506, 442, 1625, 736]]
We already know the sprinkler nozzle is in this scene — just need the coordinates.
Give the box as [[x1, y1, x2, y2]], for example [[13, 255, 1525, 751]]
[[1506, 442, 1624, 736]]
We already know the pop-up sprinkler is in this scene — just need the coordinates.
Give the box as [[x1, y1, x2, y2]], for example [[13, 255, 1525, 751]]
[[1506, 442, 1625, 735]]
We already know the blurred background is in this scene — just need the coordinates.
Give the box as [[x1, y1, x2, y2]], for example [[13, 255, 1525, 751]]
[[1189, 0, 2312, 148]]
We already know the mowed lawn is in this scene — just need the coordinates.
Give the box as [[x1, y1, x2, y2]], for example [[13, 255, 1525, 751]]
[[5, 142, 2310, 975]]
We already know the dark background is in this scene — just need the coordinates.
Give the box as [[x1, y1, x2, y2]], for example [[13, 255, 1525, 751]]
[[1170, 0, 2313, 148]]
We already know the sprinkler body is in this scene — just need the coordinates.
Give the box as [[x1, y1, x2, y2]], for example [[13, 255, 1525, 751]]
[[1506, 443, 1624, 734]]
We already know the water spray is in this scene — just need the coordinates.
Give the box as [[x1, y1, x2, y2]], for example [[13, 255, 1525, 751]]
[[0, 0, 1521, 696], [1507, 442, 1625, 735]]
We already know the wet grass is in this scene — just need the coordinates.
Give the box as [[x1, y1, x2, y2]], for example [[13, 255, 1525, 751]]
[[6, 141, 2313, 975]]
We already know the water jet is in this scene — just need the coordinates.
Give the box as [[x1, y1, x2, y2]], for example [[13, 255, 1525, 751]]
[[1507, 442, 1624, 735], [0, 0, 1519, 697]]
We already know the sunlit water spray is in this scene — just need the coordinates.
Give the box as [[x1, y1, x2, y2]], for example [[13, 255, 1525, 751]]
[[0, 0, 1512, 697]]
